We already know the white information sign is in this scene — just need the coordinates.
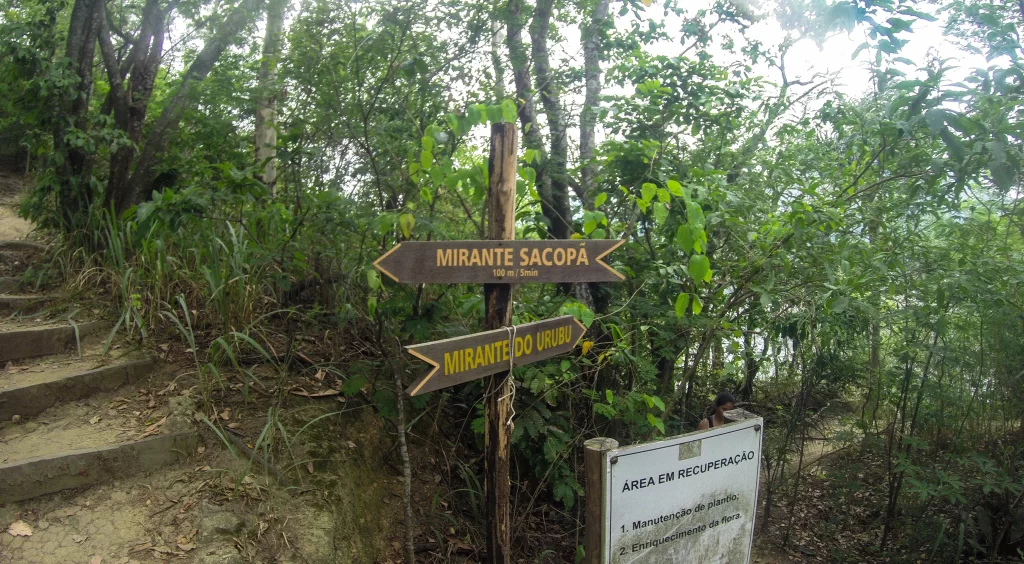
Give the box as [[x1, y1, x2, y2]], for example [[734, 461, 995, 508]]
[[603, 418, 763, 563]]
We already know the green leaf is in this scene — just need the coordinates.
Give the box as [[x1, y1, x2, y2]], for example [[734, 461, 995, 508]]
[[594, 403, 616, 419], [692, 294, 703, 316], [688, 254, 711, 284], [420, 150, 433, 170], [367, 268, 381, 290], [485, 105, 504, 123], [467, 104, 483, 125], [501, 99, 518, 123], [584, 220, 597, 234], [421, 135, 434, 153], [591, 228, 606, 239], [342, 374, 369, 396], [687, 202, 705, 228], [367, 296, 377, 317], [991, 161, 1016, 190], [594, 192, 608, 208], [650, 395, 665, 411], [409, 162, 420, 176], [675, 293, 690, 318], [667, 180, 683, 197], [399, 213, 415, 237], [675, 225, 694, 253], [606, 389, 614, 404], [641, 183, 656, 203], [656, 188, 671, 203], [652, 202, 668, 224], [646, 413, 665, 434], [986, 141, 1008, 163]]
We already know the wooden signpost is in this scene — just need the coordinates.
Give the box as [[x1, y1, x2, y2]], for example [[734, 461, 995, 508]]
[[373, 240, 625, 284], [405, 316, 587, 396], [377, 122, 625, 564]]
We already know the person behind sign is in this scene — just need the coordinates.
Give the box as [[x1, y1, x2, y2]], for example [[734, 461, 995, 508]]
[[697, 392, 735, 430]]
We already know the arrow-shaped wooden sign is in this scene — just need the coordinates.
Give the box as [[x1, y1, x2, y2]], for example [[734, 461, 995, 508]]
[[374, 240, 624, 284], [405, 315, 587, 396]]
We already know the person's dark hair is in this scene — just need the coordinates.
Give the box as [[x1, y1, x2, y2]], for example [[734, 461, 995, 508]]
[[715, 392, 736, 408]]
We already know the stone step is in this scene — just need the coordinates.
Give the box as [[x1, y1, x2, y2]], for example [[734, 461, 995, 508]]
[[0, 294, 59, 315], [0, 240, 45, 253], [0, 320, 109, 363], [0, 355, 155, 420], [0, 432, 197, 503], [0, 386, 197, 502]]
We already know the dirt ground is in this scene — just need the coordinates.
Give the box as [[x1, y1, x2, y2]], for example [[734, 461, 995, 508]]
[[0, 169, 31, 240]]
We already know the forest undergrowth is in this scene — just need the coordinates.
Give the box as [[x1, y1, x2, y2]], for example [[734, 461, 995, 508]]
[[3, 0, 1024, 560]]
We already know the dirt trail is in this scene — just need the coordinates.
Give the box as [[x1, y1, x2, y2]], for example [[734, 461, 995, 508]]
[[0, 170, 31, 241], [0, 169, 403, 562]]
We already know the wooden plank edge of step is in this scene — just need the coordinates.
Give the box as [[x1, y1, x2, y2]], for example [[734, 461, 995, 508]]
[[0, 320, 110, 363], [0, 431, 198, 503], [0, 357, 156, 420], [0, 240, 46, 253]]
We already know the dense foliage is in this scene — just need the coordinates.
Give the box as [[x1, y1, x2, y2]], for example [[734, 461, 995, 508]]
[[1, 0, 1023, 560]]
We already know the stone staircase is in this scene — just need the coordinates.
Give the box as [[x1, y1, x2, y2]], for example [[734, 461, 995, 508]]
[[0, 240, 197, 505]]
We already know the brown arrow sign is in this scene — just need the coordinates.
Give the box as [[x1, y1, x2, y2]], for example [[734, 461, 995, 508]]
[[374, 240, 624, 284], [405, 315, 587, 396]]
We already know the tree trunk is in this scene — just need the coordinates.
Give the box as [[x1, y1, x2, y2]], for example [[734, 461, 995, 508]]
[[505, 0, 554, 235], [578, 0, 609, 209], [53, 0, 103, 226], [126, 0, 264, 206], [99, 0, 167, 213], [529, 0, 570, 240], [255, 0, 286, 192]]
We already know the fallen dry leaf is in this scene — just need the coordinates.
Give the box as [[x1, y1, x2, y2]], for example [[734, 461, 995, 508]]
[[139, 416, 167, 439], [306, 461, 314, 474], [177, 542, 196, 552], [219, 408, 231, 421], [313, 368, 326, 381], [72, 533, 88, 543], [90, 556, 102, 564], [227, 422, 241, 429], [6, 520, 32, 537], [89, 415, 101, 424]]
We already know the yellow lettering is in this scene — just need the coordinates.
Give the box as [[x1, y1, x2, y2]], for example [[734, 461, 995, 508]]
[[438, 249, 453, 267], [445, 351, 456, 375], [475, 345, 485, 366], [519, 248, 529, 266], [542, 248, 553, 266], [579, 248, 589, 265], [469, 249, 481, 266], [464, 347, 475, 369], [459, 249, 469, 265], [567, 248, 577, 264], [554, 248, 565, 265], [501, 339, 510, 361], [482, 249, 493, 267], [505, 248, 514, 266]]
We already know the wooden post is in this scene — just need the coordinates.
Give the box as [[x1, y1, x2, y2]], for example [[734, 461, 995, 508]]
[[484, 122, 517, 564], [584, 437, 618, 564]]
